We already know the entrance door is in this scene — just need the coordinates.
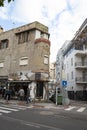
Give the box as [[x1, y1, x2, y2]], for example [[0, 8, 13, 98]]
[[36, 82, 43, 99]]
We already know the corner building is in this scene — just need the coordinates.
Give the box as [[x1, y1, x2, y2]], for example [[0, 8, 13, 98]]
[[0, 22, 50, 101]]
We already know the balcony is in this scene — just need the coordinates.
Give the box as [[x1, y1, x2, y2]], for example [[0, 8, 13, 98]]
[[75, 50, 87, 57], [34, 38, 50, 46], [75, 77, 87, 84], [75, 62, 87, 69]]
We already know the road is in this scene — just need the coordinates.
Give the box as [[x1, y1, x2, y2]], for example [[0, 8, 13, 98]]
[[0, 103, 87, 130]]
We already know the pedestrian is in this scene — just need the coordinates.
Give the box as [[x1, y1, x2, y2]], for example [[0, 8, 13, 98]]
[[2, 86, 6, 97], [26, 86, 30, 104], [18, 88, 25, 101], [5, 86, 11, 101]]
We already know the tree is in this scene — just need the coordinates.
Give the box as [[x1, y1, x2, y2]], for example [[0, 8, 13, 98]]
[[0, 0, 14, 7]]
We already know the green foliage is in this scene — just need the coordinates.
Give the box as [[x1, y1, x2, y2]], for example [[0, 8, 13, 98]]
[[0, 0, 14, 7]]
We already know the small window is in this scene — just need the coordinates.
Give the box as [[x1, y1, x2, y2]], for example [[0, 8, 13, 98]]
[[35, 30, 40, 39], [0, 39, 8, 49], [44, 55, 49, 64], [41, 32, 48, 39], [67, 73, 69, 80], [71, 58, 73, 66], [0, 62, 4, 68], [71, 71, 73, 79], [19, 57, 28, 66], [67, 61, 68, 68]]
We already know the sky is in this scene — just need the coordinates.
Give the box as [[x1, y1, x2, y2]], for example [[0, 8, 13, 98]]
[[0, 0, 87, 63]]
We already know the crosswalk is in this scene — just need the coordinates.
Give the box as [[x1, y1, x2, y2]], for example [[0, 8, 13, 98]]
[[0, 104, 86, 115], [0, 104, 33, 116], [64, 106, 86, 113]]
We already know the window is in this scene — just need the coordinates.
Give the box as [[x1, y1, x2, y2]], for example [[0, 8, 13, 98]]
[[0, 39, 8, 49], [67, 73, 69, 80], [44, 55, 49, 64], [35, 30, 49, 40], [71, 71, 73, 79], [41, 32, 48, 39], [67, 61, 68, 68], [19, 57, 28, 66], [0, 62, 4, 68], [35, 30, 40, 39], [17, 31, 29, 44], [71, 58, 73, 66]]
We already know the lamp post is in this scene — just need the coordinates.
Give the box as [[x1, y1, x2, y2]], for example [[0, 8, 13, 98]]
[[56, 86, 58, 105], [55, 82, 58, 105]]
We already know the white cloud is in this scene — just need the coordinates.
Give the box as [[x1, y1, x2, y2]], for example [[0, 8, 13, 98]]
[[0, 0, 87, 63], [0, 6, 8, 19]]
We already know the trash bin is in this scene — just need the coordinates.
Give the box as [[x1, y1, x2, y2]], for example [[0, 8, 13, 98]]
[[57, 95, 62, 105]]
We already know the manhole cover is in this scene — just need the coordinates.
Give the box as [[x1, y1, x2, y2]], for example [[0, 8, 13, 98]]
[[40, 111, 54, 115]]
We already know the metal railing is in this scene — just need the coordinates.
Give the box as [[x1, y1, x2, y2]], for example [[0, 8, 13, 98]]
[[75, 77, 87, 82], [75, 62, 87, 67]]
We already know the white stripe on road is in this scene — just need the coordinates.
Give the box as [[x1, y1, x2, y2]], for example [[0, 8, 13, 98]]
[[9, 104, 30, 109], [27, 106, 34, 108], [0, 107, 19, 111], [2, 105, 26, 110], [0, 109, 11, 113], [10, 104, 34, 109], [77, 107, 86, 112], [65, 106, 76, 111]]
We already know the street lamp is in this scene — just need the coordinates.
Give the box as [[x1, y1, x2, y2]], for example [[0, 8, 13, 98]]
[[56, 86, 58, 105]]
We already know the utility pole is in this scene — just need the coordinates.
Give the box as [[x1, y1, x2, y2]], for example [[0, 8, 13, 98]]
[[56, 86, 58, 105]]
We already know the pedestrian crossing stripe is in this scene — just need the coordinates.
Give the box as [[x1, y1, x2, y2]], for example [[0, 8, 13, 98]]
[[0, 104, 34, 116], [65, 106, 86, 112], [9, 104, 31, 109], [0, 106, 19, 111], [77, 107, 86, 112], [0, 109, 11, 113], [1, 105, 27, 110], [27, 106, 34, 108], [65, 106, 76, 111], [0, 105, 26, 115]]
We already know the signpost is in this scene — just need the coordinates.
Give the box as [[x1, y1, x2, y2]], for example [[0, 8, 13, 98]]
[[62, 80, 70, 105], [62, 80, 67, 87]]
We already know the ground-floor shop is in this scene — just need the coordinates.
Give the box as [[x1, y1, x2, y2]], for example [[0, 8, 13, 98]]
[[0, 79, 49, 102]]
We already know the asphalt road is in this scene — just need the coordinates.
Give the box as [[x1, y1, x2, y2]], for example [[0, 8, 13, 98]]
[[0, 104, 87, 130]]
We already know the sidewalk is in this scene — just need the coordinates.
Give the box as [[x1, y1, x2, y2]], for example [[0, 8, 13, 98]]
[[0, 98, 87, 109], [0, 98, 62, 109]]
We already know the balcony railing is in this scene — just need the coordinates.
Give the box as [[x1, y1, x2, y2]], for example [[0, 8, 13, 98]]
[[34, 38, 50, 45], [75, 62, 87, 67], [75, 77, 87, 83]]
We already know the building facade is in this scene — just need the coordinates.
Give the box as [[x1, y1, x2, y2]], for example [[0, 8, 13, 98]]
[[0, 21, 50, 101], [48, 63, 56, 91], [56, 18, 87, 101]]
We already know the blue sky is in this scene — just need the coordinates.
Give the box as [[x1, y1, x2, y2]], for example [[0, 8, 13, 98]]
[[0, 0, 87, 63]]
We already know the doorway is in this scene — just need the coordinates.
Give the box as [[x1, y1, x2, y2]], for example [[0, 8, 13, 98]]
[[36, 81, 43, 99]]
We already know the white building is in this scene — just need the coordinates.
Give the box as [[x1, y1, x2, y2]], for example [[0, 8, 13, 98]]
[[56, 18, 87, 101], [56, 41, 70, 86], [49, 63, 56, 91]]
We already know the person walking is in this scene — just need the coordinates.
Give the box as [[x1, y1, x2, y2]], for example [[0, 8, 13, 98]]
[[5, 86, 11, 102], [18, 88, 25, 101], [26, 86, 30, 104]]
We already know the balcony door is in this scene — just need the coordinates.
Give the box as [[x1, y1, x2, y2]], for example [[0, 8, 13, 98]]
[[83, 71, 87, 81]]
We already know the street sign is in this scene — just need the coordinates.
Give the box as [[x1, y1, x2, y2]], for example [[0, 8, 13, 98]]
[[62, 80, 67, 87]]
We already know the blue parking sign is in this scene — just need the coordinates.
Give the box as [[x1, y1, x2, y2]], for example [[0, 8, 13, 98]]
[[62, 80, 67, 87]]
